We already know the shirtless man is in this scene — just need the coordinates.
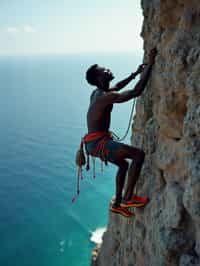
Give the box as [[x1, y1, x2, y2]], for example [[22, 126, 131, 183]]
[[84, 49, 157, 217]]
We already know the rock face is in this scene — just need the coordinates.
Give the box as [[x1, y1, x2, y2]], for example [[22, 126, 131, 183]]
[[91, 1, 200, 265]]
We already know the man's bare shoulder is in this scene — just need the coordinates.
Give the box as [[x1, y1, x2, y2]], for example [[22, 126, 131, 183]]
[[90, 89, 119, 107]]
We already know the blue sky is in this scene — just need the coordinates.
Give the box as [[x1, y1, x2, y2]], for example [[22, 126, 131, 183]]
[[0, 0, 143, 55]]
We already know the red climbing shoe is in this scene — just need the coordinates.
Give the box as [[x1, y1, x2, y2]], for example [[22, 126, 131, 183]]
[[110, 206, 134, 218], [132, 195, 149, 204], [120, 195, 149, 208]]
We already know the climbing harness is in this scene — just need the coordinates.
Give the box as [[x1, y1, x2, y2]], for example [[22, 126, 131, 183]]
[[72, 132, 113, 202]]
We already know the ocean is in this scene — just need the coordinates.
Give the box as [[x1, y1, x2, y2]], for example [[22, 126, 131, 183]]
[[0, 52, 142, 266]]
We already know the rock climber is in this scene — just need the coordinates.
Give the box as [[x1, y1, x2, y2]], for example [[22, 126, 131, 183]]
[[83, 48, 157, 217]]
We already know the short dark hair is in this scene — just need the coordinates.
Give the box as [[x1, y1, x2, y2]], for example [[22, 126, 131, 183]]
[[86, 64, 99, 86]]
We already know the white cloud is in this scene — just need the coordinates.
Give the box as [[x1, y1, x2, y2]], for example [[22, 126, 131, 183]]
[[6, 25, 36, 34], [23, 25, 36, 33], [7, 27, 19, 33]]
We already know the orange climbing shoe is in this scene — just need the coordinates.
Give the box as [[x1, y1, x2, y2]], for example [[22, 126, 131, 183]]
[[110, 206, 134, 218], [120, 195, 149, 208]]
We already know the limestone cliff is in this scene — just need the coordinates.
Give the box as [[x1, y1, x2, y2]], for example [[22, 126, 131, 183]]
[[91, 1, 200, 265]]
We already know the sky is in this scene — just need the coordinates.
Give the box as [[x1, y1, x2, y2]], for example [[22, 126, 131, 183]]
[[0, 0, 143, 55]]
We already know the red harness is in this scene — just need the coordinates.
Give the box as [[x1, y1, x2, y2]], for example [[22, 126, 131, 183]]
[[72, 131, 113, 203], [82, 131, 113, 162]]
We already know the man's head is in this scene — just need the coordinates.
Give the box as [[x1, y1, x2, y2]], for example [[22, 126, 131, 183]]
[[86, 64, 114, 88]]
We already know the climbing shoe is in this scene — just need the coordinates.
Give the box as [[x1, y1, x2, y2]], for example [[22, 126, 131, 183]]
[[110, 206, 134, 218], [132, 195, 149, 204], [120, 195, 149, 208]]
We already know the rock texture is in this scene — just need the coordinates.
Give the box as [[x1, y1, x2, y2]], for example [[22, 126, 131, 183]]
[[91, 1, 200, 265]]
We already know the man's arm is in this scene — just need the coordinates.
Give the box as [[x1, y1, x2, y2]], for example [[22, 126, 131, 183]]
[[109, 72, 137, 92], [109, 64, 146, 92], [96, 48, 157, 105]]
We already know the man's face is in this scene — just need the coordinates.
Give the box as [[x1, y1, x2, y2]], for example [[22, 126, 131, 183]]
[[96, 66, 114, 84]]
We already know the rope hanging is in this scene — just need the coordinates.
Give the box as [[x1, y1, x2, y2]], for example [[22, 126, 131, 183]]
[[111, 98, 137, 142]]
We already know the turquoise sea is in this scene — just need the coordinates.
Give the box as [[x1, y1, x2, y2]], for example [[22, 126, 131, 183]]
[[0, 52, 142, 266]]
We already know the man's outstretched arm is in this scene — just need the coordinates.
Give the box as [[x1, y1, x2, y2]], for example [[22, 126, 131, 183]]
[[96, 48, 157, 106], [129, 63, 153, 97], [130, 48, 157, 97], [113, 63, 154, 103], [109, 64, 146, 92]]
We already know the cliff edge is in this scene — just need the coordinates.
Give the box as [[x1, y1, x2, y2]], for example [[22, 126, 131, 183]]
[[91, 1, 200, 265]]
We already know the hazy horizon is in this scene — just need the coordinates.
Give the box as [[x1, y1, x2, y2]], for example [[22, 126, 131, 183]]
[[0, 50, 143, 57]]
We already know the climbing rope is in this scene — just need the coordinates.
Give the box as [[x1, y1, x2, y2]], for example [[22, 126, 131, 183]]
[[111, 98, 137, 142]]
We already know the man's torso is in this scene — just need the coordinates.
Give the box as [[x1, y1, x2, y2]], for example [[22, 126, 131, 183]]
[[87, 89, 113, 133]]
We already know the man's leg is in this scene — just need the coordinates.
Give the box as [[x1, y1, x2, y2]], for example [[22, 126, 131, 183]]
[[109, 159, 134, 217], [123, 150, 145, 201], [111, 159, 129, 207], [108, 142, 145, 201]]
